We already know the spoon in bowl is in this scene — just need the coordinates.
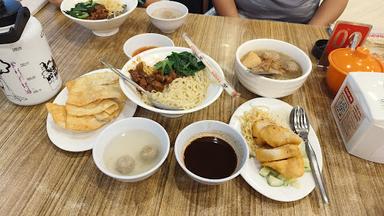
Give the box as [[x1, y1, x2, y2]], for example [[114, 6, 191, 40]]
[[100, 60, 184, 111], [246, 68, 281, 76]]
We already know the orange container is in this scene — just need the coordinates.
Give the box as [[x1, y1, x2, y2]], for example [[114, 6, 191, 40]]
[[326, 47, 384, 95]]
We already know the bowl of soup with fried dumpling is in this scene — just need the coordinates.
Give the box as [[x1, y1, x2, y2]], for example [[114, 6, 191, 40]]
[[235, 39, 312, 98]]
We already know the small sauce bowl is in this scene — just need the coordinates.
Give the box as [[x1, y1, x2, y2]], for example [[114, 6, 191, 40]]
[[174, 120, 249, 185], [123, 33, 174, 58]]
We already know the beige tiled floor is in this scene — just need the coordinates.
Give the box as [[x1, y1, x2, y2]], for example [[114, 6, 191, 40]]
[[337, 0, 383, 29]]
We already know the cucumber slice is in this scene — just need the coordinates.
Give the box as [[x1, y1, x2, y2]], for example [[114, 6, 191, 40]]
[[267, 175, 285, 187], [304, 158, 311, 172], [268, 169, 280, 177], [277, 174, 287, 181], [259, 167, 271, 177]]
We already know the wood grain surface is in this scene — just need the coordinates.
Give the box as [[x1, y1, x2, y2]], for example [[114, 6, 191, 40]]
[[0, 5, 383, 216]]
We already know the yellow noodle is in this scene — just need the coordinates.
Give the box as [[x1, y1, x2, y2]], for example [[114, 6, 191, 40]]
[[94, 0, 125, 14], [148, 70, 209, 109]]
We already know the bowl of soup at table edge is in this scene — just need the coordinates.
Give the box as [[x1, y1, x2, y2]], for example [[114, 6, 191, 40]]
[[60, 0, 138, 37], [92, 117, 170, 182], [146, 1, 188, 33], [123, 33, 174, 58], [174, 120, 249, 185], [235, 39, 312, 98]]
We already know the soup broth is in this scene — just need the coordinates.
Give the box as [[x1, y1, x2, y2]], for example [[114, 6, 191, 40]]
[[132, 46, 158, 56], [103, 129, 160, 175], [152, 8, 183, 19], [241, 50, 303, 80]]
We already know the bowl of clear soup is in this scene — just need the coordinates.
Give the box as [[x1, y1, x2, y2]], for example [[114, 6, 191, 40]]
[[92, 117, 170, 182], [146, 1, 188, 33]]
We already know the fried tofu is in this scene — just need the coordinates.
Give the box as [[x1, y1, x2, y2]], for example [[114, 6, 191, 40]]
[[241, 51, 262, 68], [252, 118, 275, 138], [262, 156, 304, 179], [258, 125, 302, 148], [255, 144, 301, 162]]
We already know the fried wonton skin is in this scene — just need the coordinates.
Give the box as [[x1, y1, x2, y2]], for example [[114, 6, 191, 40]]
[[46, 103, 66, 129], [65, 72, 118, 90], [65, 99, 119, 116], [46, 72, 126, 132], [66, 83, 125, 107]]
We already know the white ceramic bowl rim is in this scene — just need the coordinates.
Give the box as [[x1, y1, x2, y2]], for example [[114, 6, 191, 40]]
[[60, 0, 137, 23], [146, 1, 188, 21], [120, 46, 224, 115], [174, 120, 249, 183], [124, 33, 175, 45], [92, 117, 170, 180], [123, 33, 175, 57], [235, 38, 312, 83]]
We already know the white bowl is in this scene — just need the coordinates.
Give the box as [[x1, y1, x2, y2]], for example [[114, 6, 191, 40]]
[[61, 0, 138, 37], [123, 33, 174, 58], [174, 120, 249, 185], [119, 46, 224, 118], [92, 117, 170, 182], [235, 39, 312, 98], [146, 1, 188, 33]]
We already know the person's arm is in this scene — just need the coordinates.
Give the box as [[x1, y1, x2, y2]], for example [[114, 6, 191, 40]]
[[309, 0, 348, 26], [48, 0, 62, 7], [212, 0, 239, 17]]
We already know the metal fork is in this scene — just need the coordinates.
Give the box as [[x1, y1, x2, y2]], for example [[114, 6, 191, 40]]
[[100, 59, 183, 111], [290, 106, 329, 204]]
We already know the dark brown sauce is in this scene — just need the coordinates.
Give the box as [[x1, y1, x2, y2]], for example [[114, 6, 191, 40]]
[[132, 46, 158, 57], [184, 136, 237, 179]]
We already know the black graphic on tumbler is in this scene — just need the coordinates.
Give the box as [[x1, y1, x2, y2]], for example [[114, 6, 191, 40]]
[[0, 59, 27, 102], [40, 57, 59, 90]]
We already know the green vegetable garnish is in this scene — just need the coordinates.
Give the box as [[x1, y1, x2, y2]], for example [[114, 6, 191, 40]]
[[65, 0, 97, 19], [154, 52, 206, 76]]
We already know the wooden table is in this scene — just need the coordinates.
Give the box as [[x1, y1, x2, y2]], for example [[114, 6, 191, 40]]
[[1, 5, 383, 216]]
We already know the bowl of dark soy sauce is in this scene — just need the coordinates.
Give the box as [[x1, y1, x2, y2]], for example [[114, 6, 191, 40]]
[[174, 120, 249, 185]]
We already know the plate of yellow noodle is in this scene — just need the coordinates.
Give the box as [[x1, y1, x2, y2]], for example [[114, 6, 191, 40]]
[[229, 98, 323, 202], [119, 47, 224, 117]]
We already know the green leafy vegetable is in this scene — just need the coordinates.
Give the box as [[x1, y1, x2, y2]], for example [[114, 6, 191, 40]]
[[65, 0, 97, 19], [154, 52, 206, 76]]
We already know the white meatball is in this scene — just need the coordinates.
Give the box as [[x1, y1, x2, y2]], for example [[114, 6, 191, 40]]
[[140, 145, 158, 161], [115, 155, 135, 175], [283, 60, 300, 72]]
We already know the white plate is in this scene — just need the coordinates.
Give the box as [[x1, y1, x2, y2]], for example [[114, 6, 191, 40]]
[[228, 98, 323, 202], [46, 69, 137, 152], [119, 47, 224, 117]]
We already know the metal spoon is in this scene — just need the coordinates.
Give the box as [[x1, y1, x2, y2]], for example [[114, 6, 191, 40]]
[[289, 106, 329, 204], [100, 60, 184, 111], [246, 69, 280, 76]]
